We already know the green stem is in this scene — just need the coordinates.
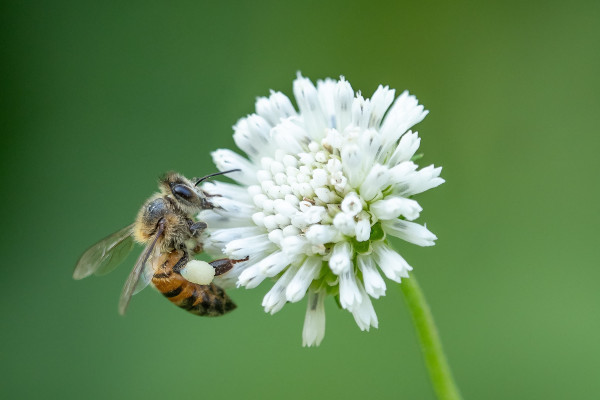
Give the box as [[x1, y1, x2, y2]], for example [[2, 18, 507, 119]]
[[400, 272, 462, 400]]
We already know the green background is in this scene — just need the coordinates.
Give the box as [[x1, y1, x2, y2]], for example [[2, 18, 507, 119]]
[[2, 1, 599, 399]]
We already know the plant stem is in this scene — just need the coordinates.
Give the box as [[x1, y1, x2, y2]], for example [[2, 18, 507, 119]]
[[400, 272, 462, 400]]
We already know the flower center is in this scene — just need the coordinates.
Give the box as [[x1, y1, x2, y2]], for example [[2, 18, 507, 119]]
[[248, 135, 374, 257]]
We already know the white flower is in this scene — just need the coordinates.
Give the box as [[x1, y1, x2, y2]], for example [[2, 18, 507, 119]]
[[200, 74, 444, 346]]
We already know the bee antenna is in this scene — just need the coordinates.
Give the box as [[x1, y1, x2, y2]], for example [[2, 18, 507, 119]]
[[195, 169, 240, 186]]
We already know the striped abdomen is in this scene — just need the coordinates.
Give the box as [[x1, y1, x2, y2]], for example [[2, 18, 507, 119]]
[[152, 251, 236, 316]]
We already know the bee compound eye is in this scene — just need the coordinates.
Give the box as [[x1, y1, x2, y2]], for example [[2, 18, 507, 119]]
[[172, 184, 194, 200]]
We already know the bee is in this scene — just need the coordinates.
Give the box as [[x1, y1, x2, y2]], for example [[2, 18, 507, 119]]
[[73, 169, 244, 317]]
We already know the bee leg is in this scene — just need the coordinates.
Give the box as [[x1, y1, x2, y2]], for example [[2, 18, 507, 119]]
[[172, 251, 190, 274], [199, 190, 224, 210], [209, 259, 234, 276], [200, 197, 216, 210], [209, 256, 249, 276], [200, 189, 222, 198], [189, 221, 207, 236]]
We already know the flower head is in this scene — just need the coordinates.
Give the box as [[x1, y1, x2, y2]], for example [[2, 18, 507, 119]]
[[200, 74, 444, 346]]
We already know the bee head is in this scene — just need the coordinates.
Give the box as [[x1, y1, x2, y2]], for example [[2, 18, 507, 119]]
[[159, 172, 205, 214], [159, 169, 240, 215]]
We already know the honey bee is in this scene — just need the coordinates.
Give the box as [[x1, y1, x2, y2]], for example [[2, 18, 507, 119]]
[[73, 169, 244, 317]]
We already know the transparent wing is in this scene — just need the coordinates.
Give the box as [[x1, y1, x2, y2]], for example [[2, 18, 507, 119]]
[[133, 245, 160, 295], [118, 221, 165, 315], [73, 224, 135, 280]]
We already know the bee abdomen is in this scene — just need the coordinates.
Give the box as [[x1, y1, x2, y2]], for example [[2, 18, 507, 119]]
[[177, 283, 237, 316], [152, 251, 236, 316]]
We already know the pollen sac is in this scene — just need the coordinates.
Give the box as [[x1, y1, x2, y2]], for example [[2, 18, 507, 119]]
[[180, 260, 215, 285]]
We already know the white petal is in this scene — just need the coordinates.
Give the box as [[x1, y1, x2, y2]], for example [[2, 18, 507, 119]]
[[296, 182, 315, 198], [303, 206, 326, 224], [311, 168, 328, 188], [251, 211, 266, 228], [382, 220, 438, 247], [211, 149, 257, 185], [351, 94, 372, 130], [339, 265, 362, 311], [256, 91, 297, 126], [359, 164, 391, 201], [333, 212, 357, 236], [369, 85, 395, 128], [380, 90, 428, 144], [282, 225, 300, 237], [350, 281, 379, 331], [267, 229, 283, 245], [372, 242, 412, 283], [224, 234, 275, 259], [317, 78, 338, 129], [286, 256, 322, 302], [237, 262, 268, 289], [323, 129, 344, 153], [233, 115, 273, 160], [330, 172, 348, 193], [290, 212, 311, 230], [354, 219, 371, 242], [388, 161, 419, 183], [273, 198, 299, 217], [293, 74, 327, 140], [392, 165, 445, 196], [298, 152, 315, 166], [271, 117, 309, 154], [262, 265, 298, 314], [352, 87, 395, 131], [314, 150, 328, 163], [270, 160, 284, 175], [247, 184, 262, 197], [387, 130, 421, 166], [256, 169, 272, 183], [282, 155, 298, 168], [357, 255, 386, 298], [305, 224, 341, 245], [280, 235, 310, 257], [263, 215, 279, 231], [284, 193, 299, 206], [329, 241, 352, 274], [314, 187, 339, 203], [370, 197, 422, 221], [257, 251, 294, 276], [205, 226, 264, 249], [340, 141, 365, 188], [333, 77, 354, 131], [357, 129, 384, 171], [341, 192, 363, 216], [205, 196, 255, 217], [197, 209, 253, 230], [302, 289, 326, 347], [201, 181, 251, 202]]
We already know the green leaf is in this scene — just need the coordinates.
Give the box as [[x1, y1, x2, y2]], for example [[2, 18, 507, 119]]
[[370, 222, 386, 242], [333, 294, 343, 310], [351, 237, 372, 254], [411, 152, 424, 162]]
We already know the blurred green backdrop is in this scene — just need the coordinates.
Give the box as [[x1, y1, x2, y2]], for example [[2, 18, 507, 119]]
[[2, 1, 599, 399]]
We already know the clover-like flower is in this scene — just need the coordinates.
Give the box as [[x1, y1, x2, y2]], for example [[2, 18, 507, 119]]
[[199, 74, 444, 346]]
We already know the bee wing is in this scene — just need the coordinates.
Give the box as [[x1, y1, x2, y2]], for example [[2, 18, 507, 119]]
[[118, 221, 165, 315], [133, 245, 160, 295], [73, 224, 135, 280]]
